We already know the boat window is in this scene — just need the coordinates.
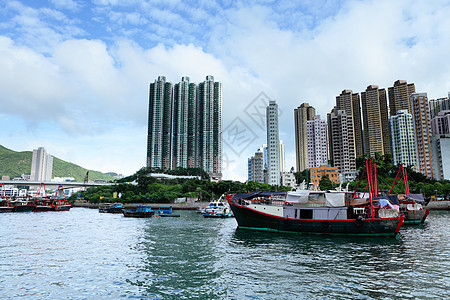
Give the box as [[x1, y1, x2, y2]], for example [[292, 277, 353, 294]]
[[300, 209, 313, 219]]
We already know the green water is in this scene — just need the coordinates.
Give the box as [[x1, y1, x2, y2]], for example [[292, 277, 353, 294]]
[[0, 208, 449, 299]]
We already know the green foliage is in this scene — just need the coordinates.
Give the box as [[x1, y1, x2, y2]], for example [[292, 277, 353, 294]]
[[82, 171, 290, 203], [319, 175, 333, 191], [0, 145, 112, 182], [0, 145, 32, 179], [349, 153, 450, 198], [294, 169, 309, 185]]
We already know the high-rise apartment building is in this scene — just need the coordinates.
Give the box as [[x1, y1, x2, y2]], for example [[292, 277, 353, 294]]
[[336, 90, 364, 157], [172, 76, 197, 169], [147, 75, 222, 179], [259, 144, 268, 170], [388, 80, 416, 116], [410, 93, 433, 178], [389, 110, 416, 167], [294, 103, 315, 171], [429, 95, 450, 119], [431, 110, 450, 180], [279, 140, 285, 173], [267, 100, 280, 185], [197, 75, 222, 179], [431, 110, 450, 135], [248, 151, 264, 183], [147, 76, 173, 170], [30, 147, 53, 182], [327, 108, 357, 182], [431, 134, 450, 180], [361, 85, 390, 156], [307, 115, 328, 168]]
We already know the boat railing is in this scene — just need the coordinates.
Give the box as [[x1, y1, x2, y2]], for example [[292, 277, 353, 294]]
[[239, 197, 285, 207]]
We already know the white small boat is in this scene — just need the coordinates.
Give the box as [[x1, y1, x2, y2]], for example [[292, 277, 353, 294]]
[[203, 198, 233, 218]]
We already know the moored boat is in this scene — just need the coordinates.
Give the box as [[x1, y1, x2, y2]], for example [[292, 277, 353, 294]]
[[12, 200, 36, 212], [53, 199, 71, 211], [228, 159, 404, 237], [156, 206, 180, 217], [99, 203, 124, 213], [0, 199, 14, 213], [0, 184, 15, 212], [123, 205, 155, 218], [228, 191, 403, 237], [203, 200, 233, 218], [386, 164, 429, 224], [33, 198, 54, 212], [52, 185, 71, 211]]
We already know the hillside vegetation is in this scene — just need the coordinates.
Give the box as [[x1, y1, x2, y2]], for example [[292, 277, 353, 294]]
[[0, 145, 114, 182]]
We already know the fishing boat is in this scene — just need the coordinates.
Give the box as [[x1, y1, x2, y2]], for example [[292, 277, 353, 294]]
[[122, 205, 155, 218], [33, 198, 54, 212], [203, 199, 233, 218], [32, 183, 71, 211], [12, 200, 36, 212], [99, 203, 124, 213], [385, 164, 429, 224], [0, 199, 14, 212], [0, 184, 14, 212], [51, 185, 71, 211], [228, 159, 404, 237], [156, 206, 180, 217]]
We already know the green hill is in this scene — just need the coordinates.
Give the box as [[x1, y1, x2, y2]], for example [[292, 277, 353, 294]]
[[0, 145, 113, 182]]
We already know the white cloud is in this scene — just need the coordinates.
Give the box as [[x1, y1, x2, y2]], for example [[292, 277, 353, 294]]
[[50, 0, 81, 12], [0, 0, 449, 180]]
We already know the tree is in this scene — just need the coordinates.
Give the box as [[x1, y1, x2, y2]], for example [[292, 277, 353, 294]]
[[319, 175, 333, 191], [294, 169, 309, 185]]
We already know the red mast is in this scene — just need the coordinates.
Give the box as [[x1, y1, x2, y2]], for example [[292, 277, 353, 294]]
[[35, 183, 47, 198], [365, 159, 375, 219], [373, 162, 379, 197], [402, 165, 410, 197]]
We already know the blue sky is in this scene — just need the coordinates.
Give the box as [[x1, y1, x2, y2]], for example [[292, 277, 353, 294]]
[[0, 0, 449, 181]]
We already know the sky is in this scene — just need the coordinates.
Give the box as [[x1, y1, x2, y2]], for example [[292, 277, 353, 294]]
[[0, 0, 449, 181]]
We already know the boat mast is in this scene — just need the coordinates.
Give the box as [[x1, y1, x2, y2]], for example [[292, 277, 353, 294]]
[[365, 158, 375, 219], [1, 184, 8, 201], [35, 183, 47, 199], [388, 163, 410, 198], [402, 165, 410, 198], [373, 162, 379, 197]]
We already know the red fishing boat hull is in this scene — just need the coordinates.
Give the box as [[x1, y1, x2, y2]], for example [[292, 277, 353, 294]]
[[229, 201, 404, 237]]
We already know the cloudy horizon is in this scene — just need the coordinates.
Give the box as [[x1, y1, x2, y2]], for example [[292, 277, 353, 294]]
[[1, 0, 449, 181]]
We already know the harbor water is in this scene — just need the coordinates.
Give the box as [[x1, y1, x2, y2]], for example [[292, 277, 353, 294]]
[[0, 208, 449, 299]]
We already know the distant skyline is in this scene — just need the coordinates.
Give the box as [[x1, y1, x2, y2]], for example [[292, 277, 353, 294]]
[[0, 0, 449, 181]]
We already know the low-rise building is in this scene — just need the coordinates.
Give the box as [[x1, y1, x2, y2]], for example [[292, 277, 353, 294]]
[[310, 165, 339, 188], [280, 172, 296, 188]]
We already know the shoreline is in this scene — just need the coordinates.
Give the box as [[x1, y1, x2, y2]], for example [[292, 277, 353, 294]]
[[72, 201, 210, 210], [73, 199, 450, 211]]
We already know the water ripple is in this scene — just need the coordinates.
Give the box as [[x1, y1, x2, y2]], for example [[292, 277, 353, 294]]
[[0, 209, 449, 299]]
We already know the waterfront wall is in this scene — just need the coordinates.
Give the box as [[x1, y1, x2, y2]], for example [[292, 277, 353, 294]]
[[426, 200, 450, 210], [73, 201, 210, 210]]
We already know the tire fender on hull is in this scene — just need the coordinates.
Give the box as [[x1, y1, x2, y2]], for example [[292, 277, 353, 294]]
[[354, 217, 364, 227]]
